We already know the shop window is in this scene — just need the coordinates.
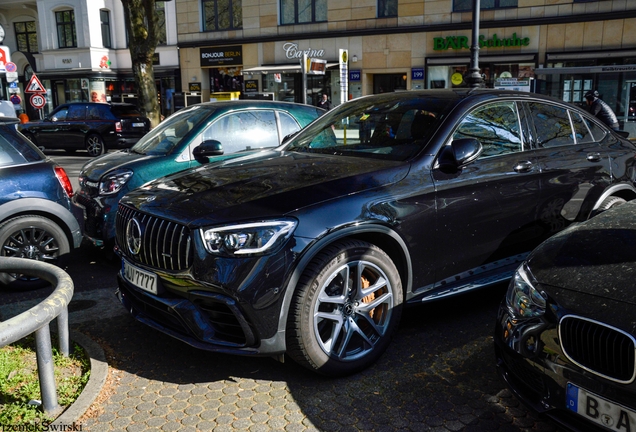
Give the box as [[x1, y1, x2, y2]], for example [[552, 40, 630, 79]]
[[14, 21, 38, 53], [280, 0, 327, 25], [453, 0, 517, 12], [378, 0, 397, 18], [453, 102, 523, 158], [55, 10, 77, 48], [100, 10, 112, 49], [202, 0, 242, 31], [527, 103, 574, 148]]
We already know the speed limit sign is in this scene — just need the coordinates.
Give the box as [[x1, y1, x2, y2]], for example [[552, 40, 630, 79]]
[[30, 93, 46, 109]]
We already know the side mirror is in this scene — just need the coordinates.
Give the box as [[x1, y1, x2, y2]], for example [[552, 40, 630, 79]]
[[438, 138, 483, 172], [193, 140, 224, 162]]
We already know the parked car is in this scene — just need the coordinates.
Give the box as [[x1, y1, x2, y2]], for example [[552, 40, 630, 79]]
[[73, 100, 324, 249], [19, 102, 151, 157], [0, 117, 83, 290], [494, 200, 636, 432], [113, 89, 636, 376]]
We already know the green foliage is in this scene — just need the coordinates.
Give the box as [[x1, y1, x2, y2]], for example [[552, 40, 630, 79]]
[[0, 335, 91, 426]]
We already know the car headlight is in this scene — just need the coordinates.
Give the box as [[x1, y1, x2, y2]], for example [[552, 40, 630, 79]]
[[506, 264, 546, 319], [200, 220, 297, 256], [99, 170, 133, 195]]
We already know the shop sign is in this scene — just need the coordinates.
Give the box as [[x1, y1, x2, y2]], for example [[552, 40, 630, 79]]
[[200, 46, 242, 67], [283, 42, 325, 60], [412, 68, 424, 80], [0, 45, 11, 72], [349, 70, 361, 81], [189, 82, 201, 92], [433, 33, 530, 51], [244, 80, 259, 93]]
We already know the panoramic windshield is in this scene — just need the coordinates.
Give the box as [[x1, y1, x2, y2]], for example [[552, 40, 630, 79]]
[[130, 106, 213, 156], [284, 94, 452, 161]]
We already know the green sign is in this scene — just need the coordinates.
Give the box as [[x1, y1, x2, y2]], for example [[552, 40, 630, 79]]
[[433, 33, 530, 51]]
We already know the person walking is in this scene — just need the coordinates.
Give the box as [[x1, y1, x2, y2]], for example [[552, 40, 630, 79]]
[[584, 90, 620, 131], [317, 93, 332, 110]]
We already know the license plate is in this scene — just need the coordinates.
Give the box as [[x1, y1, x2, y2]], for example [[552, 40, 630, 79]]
[[566, 383, 636, 431], [132, 122, 145, 127], [122, 259, 158, 295]]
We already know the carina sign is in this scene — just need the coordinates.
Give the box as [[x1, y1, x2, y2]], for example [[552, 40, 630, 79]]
[[283, 43, 325, 60]]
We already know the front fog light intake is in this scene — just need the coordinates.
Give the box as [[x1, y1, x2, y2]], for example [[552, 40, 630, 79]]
[[201, 220, 297, 255], [506, 264, 546, 319]]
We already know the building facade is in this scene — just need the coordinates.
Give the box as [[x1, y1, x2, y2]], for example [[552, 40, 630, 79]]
[[176, 0, 636, 132], [0, 0, 179, 120]]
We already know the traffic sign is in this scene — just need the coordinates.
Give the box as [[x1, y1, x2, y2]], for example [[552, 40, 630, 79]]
[[25, 74, 46, 93], [5, 71, 17, 82], [5, 62, 16, 73], [30, 93, 46, 109]]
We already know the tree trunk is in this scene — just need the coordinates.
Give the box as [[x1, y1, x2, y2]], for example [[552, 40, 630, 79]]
[[120, 0, 161, 128]]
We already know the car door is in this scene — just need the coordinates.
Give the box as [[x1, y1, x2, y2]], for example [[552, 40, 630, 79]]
[[428, 100, 542, 292], [65, 104, 88, 149], [524, 101, 613, 229], [35, 106, 71, 147]]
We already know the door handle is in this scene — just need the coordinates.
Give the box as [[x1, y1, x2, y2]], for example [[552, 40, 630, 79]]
[[514, 160, 533, 173], [587, 152, 601, 162]]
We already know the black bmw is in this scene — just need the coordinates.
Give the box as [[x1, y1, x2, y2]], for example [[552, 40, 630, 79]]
[[114, 89, 636, 376], [495, 200, 636, 432]]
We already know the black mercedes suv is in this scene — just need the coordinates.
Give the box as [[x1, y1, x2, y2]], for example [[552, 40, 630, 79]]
[[113, 89, 636, 376]]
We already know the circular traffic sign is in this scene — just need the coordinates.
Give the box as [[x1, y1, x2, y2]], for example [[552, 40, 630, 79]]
[[5, 62, 16, 73], [30, 93, 46, 109]]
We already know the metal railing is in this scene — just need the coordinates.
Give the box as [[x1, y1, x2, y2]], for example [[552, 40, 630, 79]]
[[0, 257, 74, 415]]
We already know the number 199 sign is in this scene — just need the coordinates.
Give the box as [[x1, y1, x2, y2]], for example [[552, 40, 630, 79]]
[[30, 93, 46, 109]]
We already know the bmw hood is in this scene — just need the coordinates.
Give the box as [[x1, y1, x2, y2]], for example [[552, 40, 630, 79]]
[[80, 150, 155, 180], [121, 150, 409, 226], [526, 200, 636, 304]]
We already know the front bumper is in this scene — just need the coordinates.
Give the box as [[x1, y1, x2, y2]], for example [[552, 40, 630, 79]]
[[72, 192, 118, 246]]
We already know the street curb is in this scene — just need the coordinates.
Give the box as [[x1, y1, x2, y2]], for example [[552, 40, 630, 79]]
[[50, 330, 108, 427]]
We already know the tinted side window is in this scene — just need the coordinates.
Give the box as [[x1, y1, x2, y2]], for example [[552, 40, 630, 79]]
[[0, 126, 43, 166], [278, 111, 301, 140], [87, 106, 102, 120], [453, 101, 523, 158], [570, 111, 595, 144], [584, 117, 608, 142], [528, 103, 573, 148], [67, 105, 86, 121], [204, 111, 279, 154], [51, 107, 68, 121]]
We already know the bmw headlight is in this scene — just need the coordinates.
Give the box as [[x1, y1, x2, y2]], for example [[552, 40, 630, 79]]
[[99, 170, 133, 195], [200, 220, 297, 256], [506, 264, 546, 319]]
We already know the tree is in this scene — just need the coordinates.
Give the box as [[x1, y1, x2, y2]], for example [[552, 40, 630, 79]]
[[120, 0, 161, 127]]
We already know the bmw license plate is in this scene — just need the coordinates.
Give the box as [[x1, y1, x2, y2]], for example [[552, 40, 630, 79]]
[[566, 383, 636, 431], [132, 122, 145, 127], [122, 259, 158, 295]]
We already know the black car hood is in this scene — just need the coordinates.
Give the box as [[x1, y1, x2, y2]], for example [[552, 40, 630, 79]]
[[121, 150, 409, 226], [527, 200, 636, 304], [80, 150, 153, 180]]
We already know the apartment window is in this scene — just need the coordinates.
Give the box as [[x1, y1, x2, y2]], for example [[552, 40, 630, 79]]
[[378, 0, 397, 18], [202, 0, 242, 31], [14, 22, 38, 53], [454, 0, 517, 11], [156, 2, 167, 45], [280, 0, 327, 25], [55, 10, 77, 48], [101, 10, 112, 48]]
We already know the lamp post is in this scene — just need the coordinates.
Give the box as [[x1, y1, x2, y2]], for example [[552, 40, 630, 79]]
[[466, 0, 484, 88]]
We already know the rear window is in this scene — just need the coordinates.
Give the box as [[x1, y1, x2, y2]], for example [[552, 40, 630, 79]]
[[0, 125, 43, 166], [111, 106, 143, 117]]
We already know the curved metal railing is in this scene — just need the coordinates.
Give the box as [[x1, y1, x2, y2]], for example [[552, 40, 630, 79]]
[[0, 257, 74, 415]]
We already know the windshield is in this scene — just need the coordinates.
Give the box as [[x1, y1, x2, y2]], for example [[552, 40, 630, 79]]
[[284, 94, 453, 161], [130, 106, 213, 156]]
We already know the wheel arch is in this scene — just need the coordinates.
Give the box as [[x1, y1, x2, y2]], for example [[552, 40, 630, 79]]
[[259, 224, 412, 354], [590, 182, 636, 213]]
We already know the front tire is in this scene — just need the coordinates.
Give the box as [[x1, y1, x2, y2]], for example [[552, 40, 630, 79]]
[[286, 239, 403, 376], [86, 134, 105, 157], [0, 215, 70, 290]]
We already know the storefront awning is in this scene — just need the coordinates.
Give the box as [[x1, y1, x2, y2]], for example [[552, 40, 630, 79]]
[[242, 63, 339, 75], [536, 64, 636, 75]]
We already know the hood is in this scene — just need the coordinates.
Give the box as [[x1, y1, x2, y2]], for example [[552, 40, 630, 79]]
[[121, 150, 409, 227], [80, 150, 155, 180], [527, 200, 636, 304]]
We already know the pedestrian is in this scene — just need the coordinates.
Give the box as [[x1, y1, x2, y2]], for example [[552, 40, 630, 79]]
[[584, 90, 620, 131], [317, 93, 332, 110]]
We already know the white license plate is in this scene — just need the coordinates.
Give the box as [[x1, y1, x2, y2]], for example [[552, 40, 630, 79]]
[[122, 259, 158, 295], [566, 383, 636, 431], [132, 122, 145, 127]]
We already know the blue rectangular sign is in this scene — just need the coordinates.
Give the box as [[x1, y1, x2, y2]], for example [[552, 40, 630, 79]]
[[349, 70, 361, 81], [412, 68, 424, 81]]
